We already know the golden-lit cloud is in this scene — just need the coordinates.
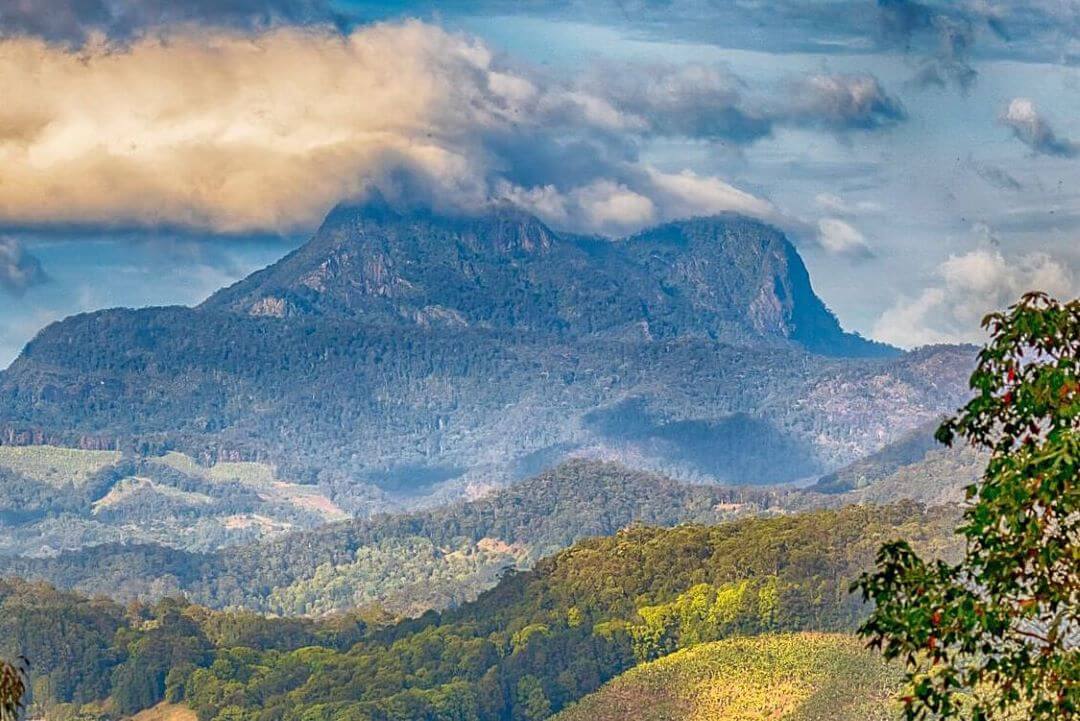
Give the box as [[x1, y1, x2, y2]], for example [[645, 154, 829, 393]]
[[0, 22, 783, 235], [0, 23, 489, 231]]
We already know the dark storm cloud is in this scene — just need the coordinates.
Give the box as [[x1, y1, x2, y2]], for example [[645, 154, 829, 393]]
[[0, 237, 48, 295], [0, 0, 339, 43], [1001, 98, 1080, 159]]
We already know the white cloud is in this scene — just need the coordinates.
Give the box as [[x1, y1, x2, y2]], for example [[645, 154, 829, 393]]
[[816, 218, 872, 256], [571, 181, 657, 236], [814, 193, 883, 215], [1001, 97, 1079, 157], [784, 74, 906, 131], [499, 168, 782, 237], [645, 169, 778, 221], [872, 247, 1077, 347]]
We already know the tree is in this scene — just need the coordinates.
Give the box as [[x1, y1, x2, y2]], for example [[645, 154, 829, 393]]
[[854, 292, 1078, 720], [514, 676, 551, 721], [0, 658, 28, 721]]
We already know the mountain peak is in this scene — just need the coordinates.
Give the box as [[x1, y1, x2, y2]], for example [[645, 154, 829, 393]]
[[624, 215, 895, 357], [318, 195, 557, 256], [202, 202, 894, 355]]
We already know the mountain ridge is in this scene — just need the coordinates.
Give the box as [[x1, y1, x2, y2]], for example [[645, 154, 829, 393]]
[[202, 198, 895, 354], [0, 202, 969, 505]]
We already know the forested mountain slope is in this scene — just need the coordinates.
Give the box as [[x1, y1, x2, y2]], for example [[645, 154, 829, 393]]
[[810, 420, 986, 505], [0, 460, 795, 613], [3, 504, 956, 721], [0, 446, 345, 556], [0, 201, 972, 507]]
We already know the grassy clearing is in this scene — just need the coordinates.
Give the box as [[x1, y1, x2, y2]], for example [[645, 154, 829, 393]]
[[91, 477, 214, 512], [553, 632, 902, 721], [151, 451, 208, 477], [208, 461, 276, 486], [126, 702, 198, 721], [0, 445, 120, 487]]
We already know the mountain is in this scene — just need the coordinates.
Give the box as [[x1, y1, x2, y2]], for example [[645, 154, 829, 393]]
[[811, 420, 946, 494], [552, 633, 900, 721], [4, 503, 954, 721], [0, 201, 972, 508], [202, 196, 882, 353]]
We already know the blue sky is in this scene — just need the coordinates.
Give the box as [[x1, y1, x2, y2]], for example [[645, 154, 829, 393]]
[[0, 0, 1078, 365]]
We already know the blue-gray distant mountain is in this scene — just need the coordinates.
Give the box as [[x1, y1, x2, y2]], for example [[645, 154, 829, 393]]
[[204, 197, 888, 355], [0, 200, 972, 511]]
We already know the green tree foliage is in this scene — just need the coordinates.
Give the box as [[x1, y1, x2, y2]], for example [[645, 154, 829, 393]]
[[0, 461, 786, 615], [855, 293, 1079, 720], [110, 599, 213, 715], [3, 503, 957, 721]]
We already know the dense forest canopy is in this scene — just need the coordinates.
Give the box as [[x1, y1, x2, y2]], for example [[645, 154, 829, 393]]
[[1, 503, 958, 721]]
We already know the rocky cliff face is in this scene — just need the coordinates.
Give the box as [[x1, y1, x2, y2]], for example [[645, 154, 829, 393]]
[[205, 199, 892, 355]]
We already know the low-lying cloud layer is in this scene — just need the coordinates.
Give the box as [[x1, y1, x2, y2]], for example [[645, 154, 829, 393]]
[[0, 22, 905, 238]]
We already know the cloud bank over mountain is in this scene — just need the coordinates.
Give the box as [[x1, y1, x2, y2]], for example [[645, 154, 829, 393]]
[[0, 22, 910, 239], [0, 0, 1076, 355]]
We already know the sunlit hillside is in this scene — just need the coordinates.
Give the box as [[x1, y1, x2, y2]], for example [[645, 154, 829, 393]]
[[554, 633, 901, 721]]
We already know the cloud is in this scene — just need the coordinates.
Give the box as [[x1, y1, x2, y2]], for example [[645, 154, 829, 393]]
[[497, 168, 780, 237], [580, 62, 773, 144], [876, 0, 1006, 90], [814, 193, 883, 215], [785, 73, 906, 131], [1001, 98, 1079, 158], [0, 22, 867, 238], [0, 0, 338, 44], [0, 237, 48, 295], [578, 65, 907, 143], [816, 218, 873, 257], [872, 246, 1076, 346]]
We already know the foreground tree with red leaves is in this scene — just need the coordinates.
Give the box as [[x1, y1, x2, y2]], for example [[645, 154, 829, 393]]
[[0, 657, 27, 721], [854, 292, 1078, 720]]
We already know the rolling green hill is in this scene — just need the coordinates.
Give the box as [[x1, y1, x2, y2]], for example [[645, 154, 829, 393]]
[[3, 503, 955, 721], [552, 633, 901, 721], [0, 460, 792, 613]]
